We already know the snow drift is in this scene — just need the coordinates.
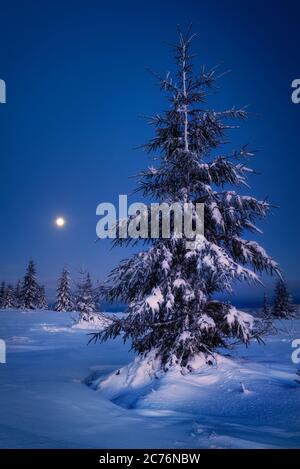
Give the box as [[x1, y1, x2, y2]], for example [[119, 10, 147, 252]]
[[72, 312, 113, 330]]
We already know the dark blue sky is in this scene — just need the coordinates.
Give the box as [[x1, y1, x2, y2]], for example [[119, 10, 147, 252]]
[[0, 0, 299, 303]]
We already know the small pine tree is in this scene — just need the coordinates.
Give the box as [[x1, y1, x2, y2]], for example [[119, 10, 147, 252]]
[[55, 267, 73, 312], [262, 292, 271, 318], [272, 280, 296, 319], [75, 271, 96, 319], [4, 285, 16, 309], [0, 281, 6, 309], [37, 285, 48, 310], [21, 260, 39, 310]]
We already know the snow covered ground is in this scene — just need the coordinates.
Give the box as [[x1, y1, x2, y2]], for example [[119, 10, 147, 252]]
[[0, 309, 299, 448]]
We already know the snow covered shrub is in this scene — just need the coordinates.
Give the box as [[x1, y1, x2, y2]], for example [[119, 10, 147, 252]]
[[92, 29, 279, 371], [73, 311, 112, 330]]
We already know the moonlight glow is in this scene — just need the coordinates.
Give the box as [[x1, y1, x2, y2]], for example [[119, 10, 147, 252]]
[[55, 217, 66, 227]]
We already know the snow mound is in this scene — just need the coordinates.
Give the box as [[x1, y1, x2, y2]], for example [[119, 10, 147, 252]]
[[72, 312, 113, 330], [97, 350, 236, 401], [98, 350, 163, 399]]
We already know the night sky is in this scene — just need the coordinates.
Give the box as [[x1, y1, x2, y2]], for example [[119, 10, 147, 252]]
[[0, 0, 299, 304]]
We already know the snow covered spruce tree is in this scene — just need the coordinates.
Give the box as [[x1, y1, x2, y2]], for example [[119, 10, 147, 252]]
[[37, 285, 48, 310], [272, 280, 296, 319], [20, 260, 39, 310], [93, 30, 279, 371], [55, 267, 73, 312], [75, 271, 96, 320], [2, 284, 16, 309], [74, 271, 111, 329]]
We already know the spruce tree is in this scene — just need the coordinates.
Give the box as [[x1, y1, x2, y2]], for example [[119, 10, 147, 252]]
[[75, 271, 96, 319], [272, 280, 296, 319], [21, 260, 39, 310], [93, 30, 279, 370], [55, 267, 73, 312], [4, 285, 16, 309], [37, 285, 48, 310]]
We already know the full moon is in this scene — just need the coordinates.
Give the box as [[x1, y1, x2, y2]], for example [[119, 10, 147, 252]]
[[55, 217, 65, 227]]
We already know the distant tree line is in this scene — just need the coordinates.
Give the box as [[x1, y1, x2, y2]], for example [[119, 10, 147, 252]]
[[0, 261, 100, 316], [0, 260, 47, 310], [0, 261, 296, 323]]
